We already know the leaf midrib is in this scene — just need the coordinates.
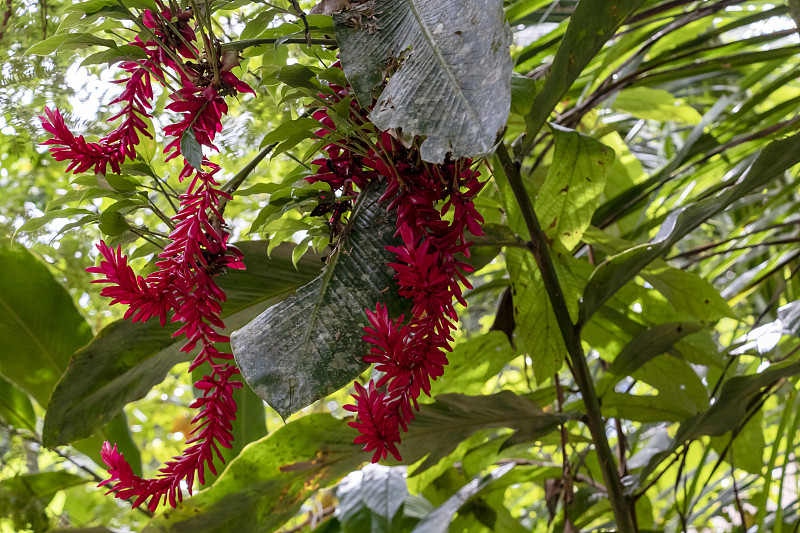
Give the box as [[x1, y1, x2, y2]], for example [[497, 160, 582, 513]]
[[405, 0, 482, 129]]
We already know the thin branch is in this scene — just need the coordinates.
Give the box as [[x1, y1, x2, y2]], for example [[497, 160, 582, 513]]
[[219, 143, 276, 215], [289, 0, 312, 47], [495, 143, 636, 532], [221, 37, 337, 51], [0, 0, 12, 43]]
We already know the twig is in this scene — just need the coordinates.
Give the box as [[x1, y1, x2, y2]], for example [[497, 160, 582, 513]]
[[277, 505, 336, 533], [219, 143, 276, 215], [221, 37, 337, 51], [289, 0, 312, 47], [495, 143, 636, 532], [730, 456, 748, 530], [0, 0, 12, 43], [555, 374, 574, 514]]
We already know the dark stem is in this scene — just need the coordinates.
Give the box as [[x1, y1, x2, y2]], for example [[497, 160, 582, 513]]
[[221, 37, 337, 51], [495, 143, 636, 532], [0, 0, 12, 43], [219, 143, 276, 215]]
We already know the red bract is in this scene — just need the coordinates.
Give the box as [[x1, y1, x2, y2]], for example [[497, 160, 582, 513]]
[[90, 161, 246, 510], [41, 1, 257, 510], [163, 71, 254, 162], [308, 82, 485, 462], [39, 107, 122, 175]]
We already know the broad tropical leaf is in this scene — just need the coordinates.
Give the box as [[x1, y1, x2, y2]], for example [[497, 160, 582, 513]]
[[333, 0, 513, 162], [143, 414, 363, 533], [42, 242, 321, 446], [232, 185, 406, 418]]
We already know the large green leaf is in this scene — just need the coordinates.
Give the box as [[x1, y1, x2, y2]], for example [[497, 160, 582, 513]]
[[333, 0, 512, 163], [232, 186, 406, 418], [522, 0, 648, 148], [640, 362, 800, 482], [143, 414, 363, 533], [536, 125, 615, 250], [430, 332, 516, 396], [641, 264, 734, 323], [0, 241, 142, 472], [611, 87, 703, 125], [394, 391, 565, 473], [596, 321, 704, 396], [42, 242, 321, 447], [0, 374, 36, 432], [582, 131, 800, 324], [506, 248, 565, 383], [0, 244, 93, 407]]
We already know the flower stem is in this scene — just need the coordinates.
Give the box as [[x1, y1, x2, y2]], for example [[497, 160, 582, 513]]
[[495, 142, 636, 532]]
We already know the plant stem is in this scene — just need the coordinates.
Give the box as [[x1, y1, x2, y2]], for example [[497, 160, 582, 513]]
[[219, 143, 276, 215], [496, 142, 636, 532], [221, 38, 337, 51]]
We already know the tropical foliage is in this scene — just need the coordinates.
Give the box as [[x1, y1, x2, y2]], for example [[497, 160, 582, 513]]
[[2, 0, 800, 531]]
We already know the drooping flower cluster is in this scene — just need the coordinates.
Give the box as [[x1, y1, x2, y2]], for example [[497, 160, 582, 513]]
[[307, 81, 485, 462], [41, 2, 253, 511]]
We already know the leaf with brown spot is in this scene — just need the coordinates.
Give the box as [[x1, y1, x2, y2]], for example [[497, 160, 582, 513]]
[[536, 125, 615, 251]]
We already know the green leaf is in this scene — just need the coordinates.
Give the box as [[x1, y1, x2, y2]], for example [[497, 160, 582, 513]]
[[42, 242, 321, 447], [0, 374, 36, 432], [333, 0, 512, 163], [260, 116, 321, 148], [98, 210, 131, 236], [0, 244, 93, 407], [641, 264, 734, 323], [430, 332, 516, 396], [394, 392, 565, 473], [143, 414, 363, 533], [510, 74, 541, 116], [0, 472, 89, 532], [17, 207, 97, 233], [582, 131, 800, 324], [410, 464, 514, 533], [181, 129, 204, 171], [641, 362, 800, 482], [26, 32, 118, 55], [232, 185, 407, 418], [709, 410, 765, 475], [80, 43, 148, 66], [522, 0, 648, 145], [597, 322, 704, 396], [506, 248, 565, 383], [611, 87, 702, 125], [536, 125, 615, 250], [277, 64, 319, 91]]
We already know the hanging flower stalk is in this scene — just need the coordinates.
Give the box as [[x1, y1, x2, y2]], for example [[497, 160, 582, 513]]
[[307, 79, 485, 462], [40, 2, 253, 511]]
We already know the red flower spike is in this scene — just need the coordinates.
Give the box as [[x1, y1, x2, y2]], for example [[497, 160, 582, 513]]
[[63, 4, 259, 509], [308, 77, 486, 463]]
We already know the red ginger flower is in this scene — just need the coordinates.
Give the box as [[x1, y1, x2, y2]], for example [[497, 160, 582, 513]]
[[91, 162, 245, 510], [40, 108, 123, 175], [344, 381, 402, 463], [308, 82, 486, 462]]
